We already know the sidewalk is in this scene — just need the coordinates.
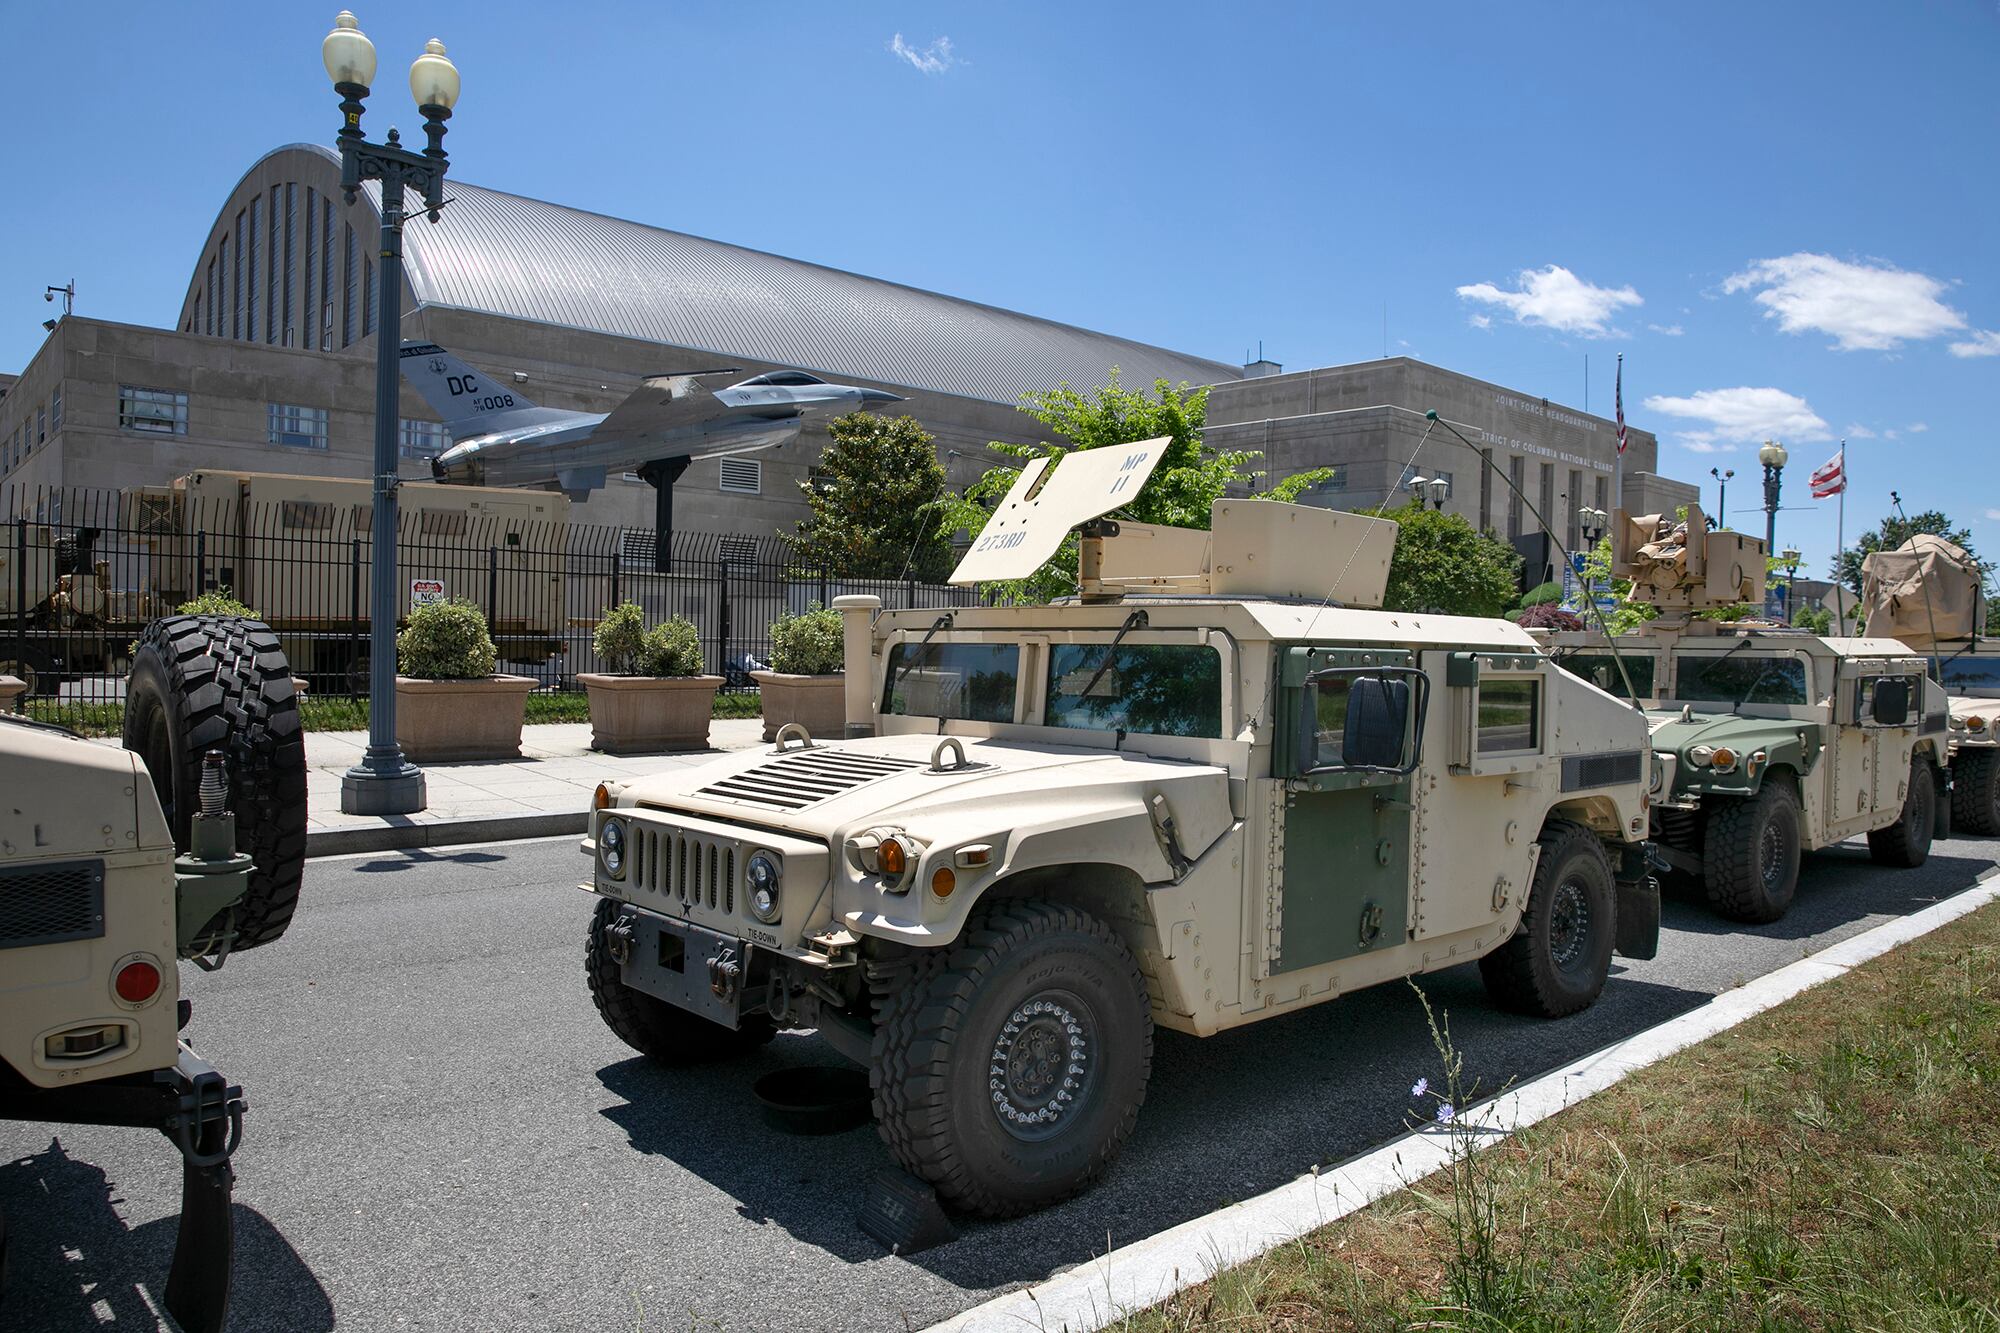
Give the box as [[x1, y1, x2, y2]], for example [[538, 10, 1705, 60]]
[[301, 718, 767, 855]]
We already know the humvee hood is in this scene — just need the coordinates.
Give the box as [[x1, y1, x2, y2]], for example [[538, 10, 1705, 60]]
[[616, 734, 1223, 840], [1644, 709, 1806, 758]]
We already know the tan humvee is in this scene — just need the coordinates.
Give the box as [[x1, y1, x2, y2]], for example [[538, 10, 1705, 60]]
[[0, 615, 305, 1333], [1549, 508, 1948, 924], [581, 441, 1658, 1218], [1858, 533, 1999, 833]]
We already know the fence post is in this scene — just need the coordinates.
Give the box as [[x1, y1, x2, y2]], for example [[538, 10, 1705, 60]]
[[12, 519, 25, 710], [487, 545, 499, 637], [609, 544, 621, 612], [717, 559, 731, 682], [193, 528, 207, 597], [350, 537, 362, 693]]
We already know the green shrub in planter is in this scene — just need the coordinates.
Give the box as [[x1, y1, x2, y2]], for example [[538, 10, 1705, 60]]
[[1519, 580, 1564, 609], [177, 587, 259, 619], [767, 603, 843, 675], [642, 616, 704, 677], [592, 601, 649, 675], [397, 597, 497, 680]]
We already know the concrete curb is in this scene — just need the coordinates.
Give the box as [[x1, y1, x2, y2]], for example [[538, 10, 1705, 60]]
[[305, 811, 586, 858], [923, 868, 2000, 1333]]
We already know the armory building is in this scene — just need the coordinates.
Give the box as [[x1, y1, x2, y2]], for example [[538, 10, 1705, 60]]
[[1, 144, 1694, 569]]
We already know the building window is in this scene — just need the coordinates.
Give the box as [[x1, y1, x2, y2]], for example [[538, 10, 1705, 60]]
[[229, 218, 242, 338], [245, 195, 260, 343], [302, 187, 315, 348], [343, 223, 357, 346], [50, 387, 61, 432], [321, 198, 336, 350], [362, 256, 375, 336], [400, 418, 450, 460], [1566, 468, 1583, 549], [1537, 462, 1555, 536], [36, 408, 46, 445], [266, 186, 280, 344], [121, 385, 189, 435], [719, 457, 762, 494], [205, 257, 217, 336], [267, 403, 329, 450], [1594, 474, 1608, 518], [1507, 456, 1524, 538], [282, 182, 296, 347]]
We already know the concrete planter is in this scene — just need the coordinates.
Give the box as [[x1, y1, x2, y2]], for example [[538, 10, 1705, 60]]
[[0, 675, 25, 711], [752, 670, 845, 743], [394, 674, 536, 762], [577, 673, 722, 754]]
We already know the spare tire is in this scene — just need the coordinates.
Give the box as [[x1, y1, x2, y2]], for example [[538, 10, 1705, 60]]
[[124, 615, 307, 950]]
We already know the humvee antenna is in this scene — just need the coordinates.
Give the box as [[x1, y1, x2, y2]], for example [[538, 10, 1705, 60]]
[[1890, 490, 1946, 682], [1427, 410, 1643, 709]]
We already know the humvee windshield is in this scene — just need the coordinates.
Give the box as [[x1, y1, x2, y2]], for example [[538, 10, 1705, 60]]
[[1672, 652, 1809, 707], [882, 643, 1018, 722], [1558, 652, 1655, 700], [1045, 643, 1222, 738], [1941, 653, 2000, 697]]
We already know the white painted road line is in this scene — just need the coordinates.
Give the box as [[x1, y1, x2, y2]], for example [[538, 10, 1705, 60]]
[[924, 868, 2000, 1333]]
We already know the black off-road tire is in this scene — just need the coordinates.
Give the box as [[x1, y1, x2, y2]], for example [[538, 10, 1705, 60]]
[[584, 899, 774, 1063], [1478, 820, 1617, 1018], [870, 898, 1153, 1218], [1950, 749, 2000, 836], [1869, 757, 1937, 867], [1703, 778, 1803, 924], [123, 615, 307, 949]]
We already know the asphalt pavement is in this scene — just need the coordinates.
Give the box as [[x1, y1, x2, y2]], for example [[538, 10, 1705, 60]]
[[4, 831, 1995, 1333]]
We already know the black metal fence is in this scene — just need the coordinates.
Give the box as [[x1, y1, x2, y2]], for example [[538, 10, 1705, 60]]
[[3, 484, 979, 724]]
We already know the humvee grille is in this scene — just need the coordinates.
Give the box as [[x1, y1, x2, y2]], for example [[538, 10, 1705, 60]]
[[630, 827, 736, 914], [1562, 750, 1645, 792], [697, 749, 923, 811], [0, 859, 106, 950]]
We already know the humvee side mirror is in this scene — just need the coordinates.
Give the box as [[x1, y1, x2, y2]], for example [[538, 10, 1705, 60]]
[[1297, 667, 1429, 775], [1869, 676, 1912, 727]]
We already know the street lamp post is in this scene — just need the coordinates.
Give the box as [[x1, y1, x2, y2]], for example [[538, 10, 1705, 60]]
[[1578, 506, 1608, 548], [1780, 546, 1801, 622], [1758, 439, 1788, 556], [326, 10, 460, 816], [1710, 466, 1734, 526], [1405, 475, 1448, 511]]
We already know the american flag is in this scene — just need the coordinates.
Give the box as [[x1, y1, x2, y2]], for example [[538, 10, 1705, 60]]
[[1810, 448, 1846, 498], [1614, 356, 1627, 455]]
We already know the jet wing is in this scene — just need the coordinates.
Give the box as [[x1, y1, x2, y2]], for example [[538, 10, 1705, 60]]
[[594, 369, 743, 446]]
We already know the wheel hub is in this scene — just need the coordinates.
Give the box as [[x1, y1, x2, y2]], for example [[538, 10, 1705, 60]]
[[1549, 880, 1590, 969], [989, 992, 1093, 1141], [1760, 821, 1787, 887]]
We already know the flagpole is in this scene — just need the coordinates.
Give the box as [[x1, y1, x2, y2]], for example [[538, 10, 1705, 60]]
[[1613, 352, 1624, 511], [1833, 441, 1848, 633]]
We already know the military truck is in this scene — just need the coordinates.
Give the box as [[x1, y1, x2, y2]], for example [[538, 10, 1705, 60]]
[[0, 615, 306, 1332], [1857, 532, 2000, 833], [579, 440, 1659, 1217], [1550, 508, 1947, 924]]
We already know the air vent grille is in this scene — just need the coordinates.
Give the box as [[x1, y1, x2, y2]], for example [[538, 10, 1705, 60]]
[[0, 859, 106, 950], [697, 749, 923, 811]]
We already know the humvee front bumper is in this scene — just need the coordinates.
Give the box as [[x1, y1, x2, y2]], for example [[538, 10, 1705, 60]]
[[600, 901, 766, 1031]]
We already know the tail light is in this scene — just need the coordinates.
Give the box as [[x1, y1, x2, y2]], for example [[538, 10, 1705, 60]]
[[113, 956, 163, 1007]]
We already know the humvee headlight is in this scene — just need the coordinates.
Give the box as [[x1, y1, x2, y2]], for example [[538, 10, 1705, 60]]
[[1972, 715, 1989, 732], [1950, 716, 1967, 731], [878, 837, 909, 879], [1689, 745, 1714, 767], [747, 853, 782, 923], [1709, 747, 1739, 773], [599, 818, 627, 878]]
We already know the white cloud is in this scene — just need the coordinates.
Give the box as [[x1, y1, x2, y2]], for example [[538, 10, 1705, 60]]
[[1907, 421, 1929, 433], [1723, 253, 1967, 352], [1950, 330, 2000, 357], [1467, 313, 1492, 330], [1649, 323, 1685, 336], [889, 33, 957, 74], [1843, 423, 1877, 440], [1642, 386, 1832, 453], [1987, 509, 2000, 522], [1455, 265, 1642, 338]]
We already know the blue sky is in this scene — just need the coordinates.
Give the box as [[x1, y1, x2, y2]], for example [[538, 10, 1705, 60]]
[[2, 2, 1994, 579]]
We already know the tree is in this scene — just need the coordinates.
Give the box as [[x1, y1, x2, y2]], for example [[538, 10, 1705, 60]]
[[935, 369, 1331, 603], [1831, 509, 1988, 597], [792, 412, 953, 581], [1360, 501, 1521, 618]]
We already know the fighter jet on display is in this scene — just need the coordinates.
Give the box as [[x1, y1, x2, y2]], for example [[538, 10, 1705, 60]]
[[398, 341, 904, 499]]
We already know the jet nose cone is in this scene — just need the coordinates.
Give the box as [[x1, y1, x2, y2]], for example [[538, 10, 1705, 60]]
[[861, 388, 906, 405]]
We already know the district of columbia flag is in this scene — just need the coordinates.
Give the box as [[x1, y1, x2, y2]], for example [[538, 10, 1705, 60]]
[[1614, 355, 1627, 455], [1810, 447, 1846, 498]]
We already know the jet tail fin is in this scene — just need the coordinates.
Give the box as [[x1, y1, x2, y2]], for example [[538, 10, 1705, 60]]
[[399, 341, 545, 441]]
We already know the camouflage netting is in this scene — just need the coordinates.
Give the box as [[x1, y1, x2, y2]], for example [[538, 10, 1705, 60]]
[[1861, 534, 1983, 647]]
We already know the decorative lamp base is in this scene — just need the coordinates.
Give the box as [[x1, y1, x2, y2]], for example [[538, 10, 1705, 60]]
[[339, 760, 427, 815]]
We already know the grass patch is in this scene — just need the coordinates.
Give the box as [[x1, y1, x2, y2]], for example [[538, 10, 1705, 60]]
[[1117, 899, 2000, 1332], [16, 689, 761, 736]]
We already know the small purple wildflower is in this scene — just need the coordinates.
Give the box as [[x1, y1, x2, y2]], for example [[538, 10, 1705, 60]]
[[1436, 1102, 1456, 1123], [1411, 1077, 1429, 1098]]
